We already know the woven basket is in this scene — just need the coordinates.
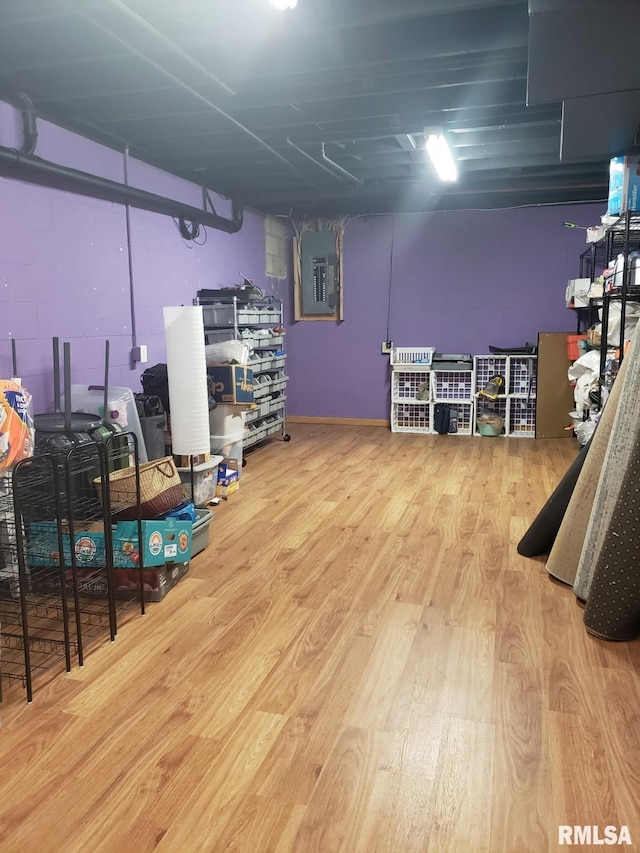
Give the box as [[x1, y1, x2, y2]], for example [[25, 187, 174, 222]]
[[95, 456, 184, 520]]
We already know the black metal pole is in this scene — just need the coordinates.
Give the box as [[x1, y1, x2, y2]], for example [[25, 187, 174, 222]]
[[53, 337, 60, 414]]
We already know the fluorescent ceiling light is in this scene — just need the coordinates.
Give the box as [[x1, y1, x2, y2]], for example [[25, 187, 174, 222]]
[[425, 132, 457, 182], [269, 0, 298, 8]]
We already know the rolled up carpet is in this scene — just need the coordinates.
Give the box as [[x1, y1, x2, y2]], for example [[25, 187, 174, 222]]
[[583, 438, 640, 640], [517, 440, 589, 557], [573, 322, 640, 602], [545, 351, 629, 586]]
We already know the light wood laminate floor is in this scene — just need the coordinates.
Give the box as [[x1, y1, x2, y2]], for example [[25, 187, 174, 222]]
[[0, 425, 639, 852]]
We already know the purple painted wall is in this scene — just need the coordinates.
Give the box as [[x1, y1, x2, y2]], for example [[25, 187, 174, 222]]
[[285, 205, 604, 420], [0, 100, 271, 413], [0, 97, 606, 425]]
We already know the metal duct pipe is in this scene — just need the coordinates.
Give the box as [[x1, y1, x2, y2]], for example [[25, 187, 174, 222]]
[[320, 143, 363, 185], [13, 92, 38, 156], [286, 137, 344, 181], [65, 0, 323, 193], [0, 145, 244, 233]]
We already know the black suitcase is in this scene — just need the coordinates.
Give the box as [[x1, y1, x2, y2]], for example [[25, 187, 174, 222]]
[[433, 403, 451, 435]]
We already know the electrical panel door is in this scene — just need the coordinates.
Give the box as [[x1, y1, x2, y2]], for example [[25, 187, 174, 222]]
[[301, 230, 339, 315]]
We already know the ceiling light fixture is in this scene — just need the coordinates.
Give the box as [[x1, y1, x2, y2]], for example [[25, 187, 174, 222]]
[[268, 0, 298, 9], [425, 131, 457, 182]]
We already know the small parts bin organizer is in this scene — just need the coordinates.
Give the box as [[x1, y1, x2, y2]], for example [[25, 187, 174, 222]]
[[197, 291, 290, 455], [390, 348, 537, 437]]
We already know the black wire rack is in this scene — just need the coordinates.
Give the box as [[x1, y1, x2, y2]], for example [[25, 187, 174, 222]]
[[579, 212, 640, 279], [0, 433, 145, 703]]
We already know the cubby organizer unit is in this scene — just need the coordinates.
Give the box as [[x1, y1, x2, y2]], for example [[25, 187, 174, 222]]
[[508, 398, 536, 438], [473, 355, 537, 437], [390, 352, 537, 437], [431, 370, 474, 402], [391, 369, 431, 403], [391, 402, 432, 433]]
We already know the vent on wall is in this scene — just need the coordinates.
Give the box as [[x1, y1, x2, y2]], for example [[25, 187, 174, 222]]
[[265, 215, 288, 280]]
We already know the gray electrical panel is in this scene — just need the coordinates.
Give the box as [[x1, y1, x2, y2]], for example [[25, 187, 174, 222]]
[[300, 230, 339, 315]]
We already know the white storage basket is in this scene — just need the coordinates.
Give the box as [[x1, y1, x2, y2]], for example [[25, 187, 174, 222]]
[[391, 347, 435, 367]]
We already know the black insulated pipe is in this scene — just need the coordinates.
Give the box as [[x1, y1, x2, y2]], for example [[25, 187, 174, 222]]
[[0, 145, 244, 234]]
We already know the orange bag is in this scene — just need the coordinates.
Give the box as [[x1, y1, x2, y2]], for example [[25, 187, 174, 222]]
[[0, 380, 35, 472]]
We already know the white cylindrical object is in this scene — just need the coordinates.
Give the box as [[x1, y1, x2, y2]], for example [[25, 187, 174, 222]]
[[163, 306, 210, 456]]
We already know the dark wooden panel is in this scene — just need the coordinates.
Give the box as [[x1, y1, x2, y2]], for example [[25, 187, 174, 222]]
[[536, 331, 576, 439]]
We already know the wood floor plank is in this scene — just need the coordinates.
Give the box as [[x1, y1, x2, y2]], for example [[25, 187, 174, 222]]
[[547, 709, 620, 839], [0, 426, 637, 852], [490, 663, 551, 852], [353, 770, 433, 853], [289, 725, 390, 852], [344, 601, 424, 731], [427, 717, 495, 852]]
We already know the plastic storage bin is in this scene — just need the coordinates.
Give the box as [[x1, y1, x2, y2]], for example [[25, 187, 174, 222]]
[[209, 405, 246, 437], [210, 431, 243, 477], [209, 404, 245, 477], [192, 507, 213, 557], [68, 385, 148, 462], [176, 455, 223, 505], [567, 335, 588, 361]]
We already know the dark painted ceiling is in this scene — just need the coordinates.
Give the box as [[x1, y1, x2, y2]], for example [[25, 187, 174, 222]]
[[0, 0, 612, 215]]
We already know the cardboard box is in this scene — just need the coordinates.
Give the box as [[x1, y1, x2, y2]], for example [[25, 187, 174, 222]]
[[30, 561, 190, 602], [173, 453, 209, 468], [207, 365, 254, 405], [27, 517, 192, 569], [114, 519, 192, 567], [216, 462, 239, 497], [112, 561, 189, 601], [216, 479, 239, 498], [608, 156, 640, 216]]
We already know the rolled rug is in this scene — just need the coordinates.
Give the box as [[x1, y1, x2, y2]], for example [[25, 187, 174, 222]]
[[545, 351, 629, 586], [517, 439, 589, 558], [583, 439, 640, 641], [573, 322, 640, 602]]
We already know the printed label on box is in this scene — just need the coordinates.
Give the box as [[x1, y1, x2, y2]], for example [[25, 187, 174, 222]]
[[165, 543, 177, 558], [148, 532, 163, 556], [75, 536, 98, 564]]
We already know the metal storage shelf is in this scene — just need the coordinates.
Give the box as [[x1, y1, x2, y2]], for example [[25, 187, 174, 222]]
[[1, 436, 145, 703], [197, 291, 290, 451], [579, 213, 640, 279], [578, 213, 640, 382], [253, 374, 288, 399], [249, 353, 287, 374]]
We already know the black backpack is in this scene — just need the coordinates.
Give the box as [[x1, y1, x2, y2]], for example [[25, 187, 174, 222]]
[[141, 364, 170, 412]]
